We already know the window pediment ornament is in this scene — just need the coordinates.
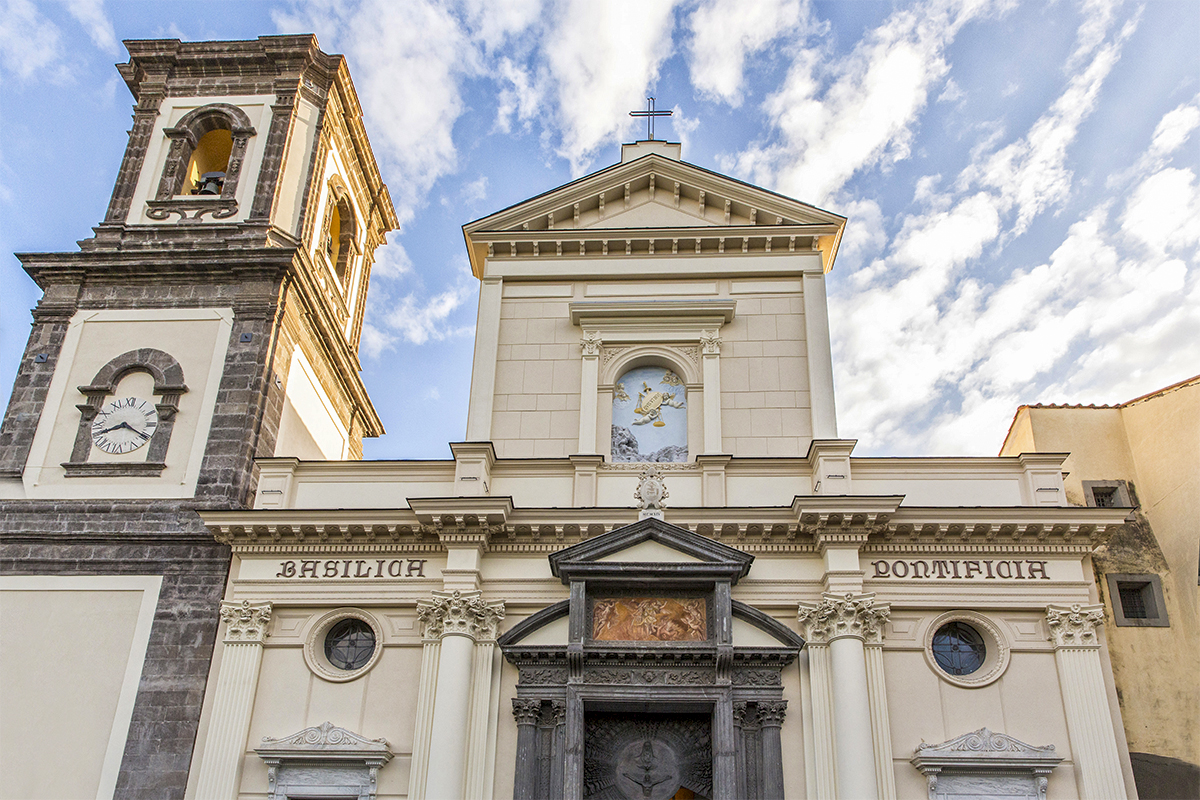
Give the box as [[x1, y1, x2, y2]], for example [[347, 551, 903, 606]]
[[256, 722, 393, 800], [797, 592, 890, 645], [911, 728, 1063, 800], [220, 600, 273, 644], [417, 590, 505, 642], [1045, 603, 1105, 648]]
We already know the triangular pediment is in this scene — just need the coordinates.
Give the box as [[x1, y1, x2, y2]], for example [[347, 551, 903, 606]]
[[549, 516, 753, 583], [462, 153, 847, 275], [466, 154, 844, 235]]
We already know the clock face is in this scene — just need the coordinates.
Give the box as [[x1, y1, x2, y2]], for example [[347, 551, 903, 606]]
[[91, 397, 159, 455]]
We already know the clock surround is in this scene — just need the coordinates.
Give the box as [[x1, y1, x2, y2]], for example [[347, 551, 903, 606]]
[[63, 348, 188, 477]]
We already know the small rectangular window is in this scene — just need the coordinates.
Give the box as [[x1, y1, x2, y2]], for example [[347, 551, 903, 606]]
[[1117, 582, 1151, 618], [1083, 480, 1132, 508], [1106, 573, 1169, 627]]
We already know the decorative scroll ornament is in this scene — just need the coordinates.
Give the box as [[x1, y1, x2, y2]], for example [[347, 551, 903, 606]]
[[796, 592, 890, 644], [699, 330, 722, 355], [220, 600, 273, 643], [417, 590, 506, 641], [262, 721, 388, 750], [634, 466, 669, 510], [911, 728, 1062, 800], [1045, 603, 1105, 648], [581, 330, 602, 357]]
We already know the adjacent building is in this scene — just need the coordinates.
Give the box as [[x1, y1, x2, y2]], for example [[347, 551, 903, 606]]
[[1001, 376, 1200, 799], [0, 35, 1154, 800]]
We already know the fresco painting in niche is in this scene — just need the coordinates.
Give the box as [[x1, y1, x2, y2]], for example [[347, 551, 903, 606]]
[[611, 365, 687, 462]]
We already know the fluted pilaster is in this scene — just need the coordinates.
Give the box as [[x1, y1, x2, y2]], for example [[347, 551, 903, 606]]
[[194, 600, 273, 800]]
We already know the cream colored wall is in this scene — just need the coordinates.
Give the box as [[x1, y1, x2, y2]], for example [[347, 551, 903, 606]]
[[274, 348, 350, 460], [21, 308, 233, 499], [719, 288, 811, 456], [130, 95, 274, 225], [488, 277, 812, 459], [275, 96, 321, 239], [882, 611, 1082, 798], [0, 576, 160, 800], [235, 608, 425, 799], [1002, 407, 1135, 506]]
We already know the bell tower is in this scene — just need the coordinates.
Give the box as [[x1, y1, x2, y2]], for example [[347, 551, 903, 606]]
[[0, 36, 395, 800]]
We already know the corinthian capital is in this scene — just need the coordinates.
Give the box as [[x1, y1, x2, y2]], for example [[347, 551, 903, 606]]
[[220, 600, 273, 644], [1045, 603, 1105, 648], [797, 592, 890, 645], [417, 590, 505, 642]]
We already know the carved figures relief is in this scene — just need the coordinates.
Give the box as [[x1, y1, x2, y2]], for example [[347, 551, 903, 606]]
[[612, 365, 687, 463], [585, 714, 712, 800], [592, 598, 706, 642]]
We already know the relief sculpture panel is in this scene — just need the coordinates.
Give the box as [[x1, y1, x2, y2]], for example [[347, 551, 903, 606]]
[[592, 598, 707, 642]]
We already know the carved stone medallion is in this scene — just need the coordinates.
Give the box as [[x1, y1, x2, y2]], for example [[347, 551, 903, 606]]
[[585, 714, 712, 800]]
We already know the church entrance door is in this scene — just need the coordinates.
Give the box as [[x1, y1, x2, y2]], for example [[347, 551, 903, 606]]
[[584, 712, 712, 800]]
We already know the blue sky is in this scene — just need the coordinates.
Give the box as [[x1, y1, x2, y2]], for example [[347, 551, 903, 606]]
[[1, 0, 1197, 459]]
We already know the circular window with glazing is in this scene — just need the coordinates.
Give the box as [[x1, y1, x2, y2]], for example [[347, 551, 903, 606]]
[[923, 611, 1010, 688], [304, 609, 383, 682]]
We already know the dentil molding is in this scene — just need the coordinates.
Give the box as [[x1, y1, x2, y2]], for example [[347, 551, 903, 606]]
[[1045, 603, 1105, 648], [797, 592, 890, 644], [417, 590, 506, 642], [220, 600, 273, 644]]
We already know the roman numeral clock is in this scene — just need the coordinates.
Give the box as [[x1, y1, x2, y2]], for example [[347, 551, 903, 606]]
[[90, 396, 159, 455], [63, 348, 189, 478]]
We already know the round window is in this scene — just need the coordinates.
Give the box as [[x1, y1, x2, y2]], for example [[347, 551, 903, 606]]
[[931, 621, 986, 676], [324, 618, 376, 671], [304, 609, 384, 682]]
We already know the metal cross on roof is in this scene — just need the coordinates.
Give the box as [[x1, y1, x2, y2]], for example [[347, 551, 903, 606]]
[[629, 97, 673, 140]]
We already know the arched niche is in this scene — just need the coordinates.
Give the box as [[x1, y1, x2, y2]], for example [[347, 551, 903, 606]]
[[603, 347, 697, 464], [148, 103, 256, 221], [65, 348, 189, 476], [322, 176, 360, 288]]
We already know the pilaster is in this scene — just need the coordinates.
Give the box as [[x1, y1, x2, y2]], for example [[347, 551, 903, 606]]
[[577, 331, 601, 454], [194, 600, 273, 800], [697, 453, 731, 507], [465, 276, 503, 441], [802, 269, 838, 438], [451, 441, 497, 497], [700, 329, 723, 453], [570, 454, 603, 507], [799, 593, 890, 800], [1045, 604, 1129, 799], [416, 590, 505, 800]]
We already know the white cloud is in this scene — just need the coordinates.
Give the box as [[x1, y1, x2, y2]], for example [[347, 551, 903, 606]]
[[60, 0, 116, 52], [734, 0, 1007, 204], [383, 286, 475, 346], [275, 0, 479, 227], [0, 0, 67, 81], [1148, 95, 1200, 159], [687, 0, 810, 106], [827, 5, 1170, 454], [494, 57, 542, 134], [541, 0, 679, 173], [371, 235, 415, 280]]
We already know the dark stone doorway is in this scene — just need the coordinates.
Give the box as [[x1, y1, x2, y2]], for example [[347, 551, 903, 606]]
[[584, 712, 712, 800]]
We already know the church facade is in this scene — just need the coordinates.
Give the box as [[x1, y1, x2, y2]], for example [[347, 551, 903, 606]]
[[0, 37, 1142, 800]]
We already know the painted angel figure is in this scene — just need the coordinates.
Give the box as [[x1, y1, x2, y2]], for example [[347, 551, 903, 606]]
[[633, 381, 685, 427]]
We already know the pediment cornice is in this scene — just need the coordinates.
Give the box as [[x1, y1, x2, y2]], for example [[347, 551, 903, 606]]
[[462, 154, 846, 277]]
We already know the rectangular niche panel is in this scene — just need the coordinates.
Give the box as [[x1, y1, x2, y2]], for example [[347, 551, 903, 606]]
[[592, 598, 707, 642]]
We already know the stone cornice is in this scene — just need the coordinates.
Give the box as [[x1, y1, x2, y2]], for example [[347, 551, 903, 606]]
[[1045, 603, 1106, 648], [220, 599, 272, 644], [417, 590, 505, 642], [202, 503, 1126, 556], [797, 592, 890, 645]]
